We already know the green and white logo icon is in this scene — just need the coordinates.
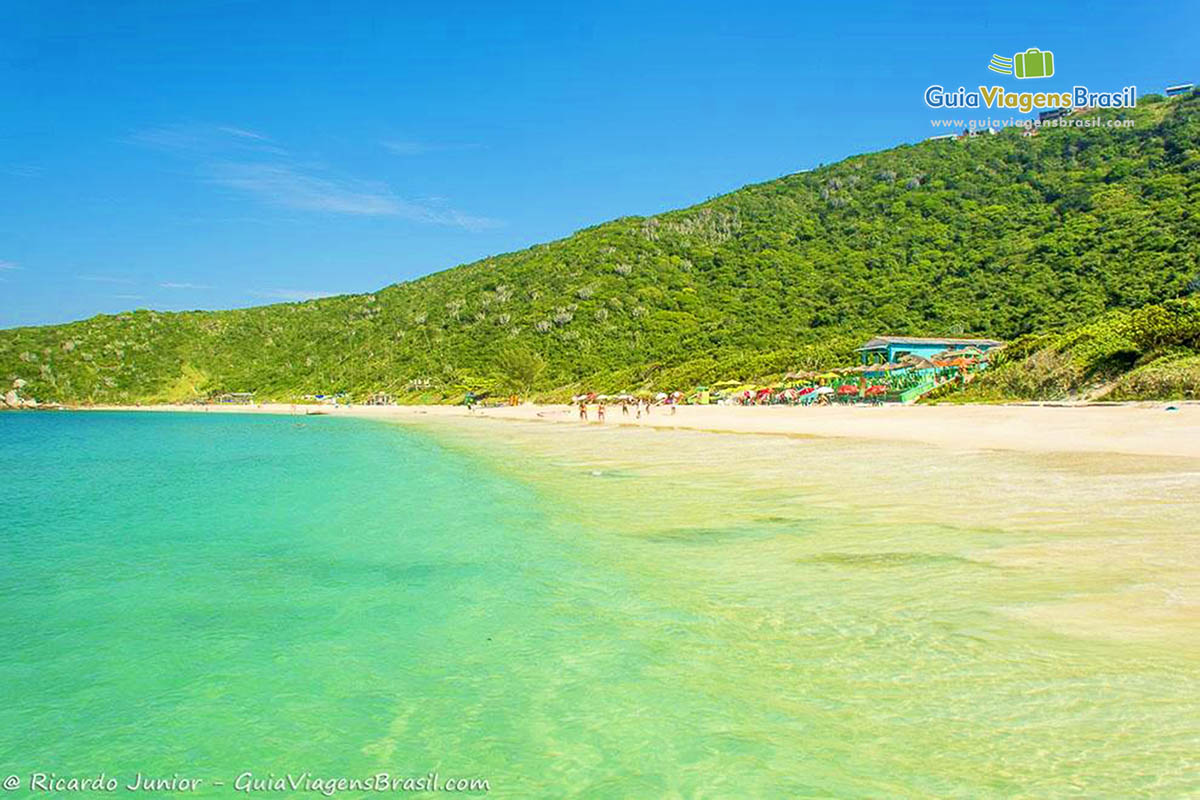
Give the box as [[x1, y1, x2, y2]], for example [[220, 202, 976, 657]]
[[988, 48, 1055, 79]]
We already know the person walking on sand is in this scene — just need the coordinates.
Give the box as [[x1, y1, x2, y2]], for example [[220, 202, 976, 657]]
[[598, 402, 606, 423], [579, 400, 588, 421], [621, 399, 629, 417]]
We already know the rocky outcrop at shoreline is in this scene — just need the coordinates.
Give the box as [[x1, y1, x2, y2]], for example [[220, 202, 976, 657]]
[[3, 380, 39, 409]]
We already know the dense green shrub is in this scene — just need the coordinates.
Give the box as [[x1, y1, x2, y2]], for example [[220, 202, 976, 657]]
[[955, 297, 1200, 402], [1105, 355, 1200, 400]]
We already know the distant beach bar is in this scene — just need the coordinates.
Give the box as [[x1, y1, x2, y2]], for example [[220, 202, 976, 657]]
[[855, 336, 1004, 365], [214, 392, 255, 404]]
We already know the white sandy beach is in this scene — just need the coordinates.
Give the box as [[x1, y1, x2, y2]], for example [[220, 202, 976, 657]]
[[72, 401, 1200, 460]]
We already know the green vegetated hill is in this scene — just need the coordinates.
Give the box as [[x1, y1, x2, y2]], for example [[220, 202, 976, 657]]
[[3, 93, 1200, 404], [944, 295, 1200, 403]]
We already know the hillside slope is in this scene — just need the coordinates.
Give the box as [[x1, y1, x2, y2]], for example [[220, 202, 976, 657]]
[[944, 295, 1200, 403], [4, 94, 1200, 404]]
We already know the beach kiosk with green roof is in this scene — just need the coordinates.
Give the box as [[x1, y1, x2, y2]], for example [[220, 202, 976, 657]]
[[855, 336, 1003, 365]]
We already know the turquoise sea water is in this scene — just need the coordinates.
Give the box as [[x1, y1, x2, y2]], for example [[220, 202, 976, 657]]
[[2, 411, 1199, 798]]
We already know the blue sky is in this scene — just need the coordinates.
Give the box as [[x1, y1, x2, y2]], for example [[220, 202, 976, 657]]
[[2, 0, 1196, 328]]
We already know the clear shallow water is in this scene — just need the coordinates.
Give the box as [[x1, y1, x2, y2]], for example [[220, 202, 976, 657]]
[[2, 412, 1199, 798]]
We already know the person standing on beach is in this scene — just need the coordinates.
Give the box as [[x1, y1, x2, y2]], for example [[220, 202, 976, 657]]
[[598, 402, 606, 423], [621, 399, 629, 417], [579, 401, 588, 421]]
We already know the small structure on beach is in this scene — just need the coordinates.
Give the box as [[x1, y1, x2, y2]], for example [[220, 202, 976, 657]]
[[855, 336, 1003, 366], [214, 392, 254, 404], [366, 392, 395, 406], [303, 393, 348, 405]]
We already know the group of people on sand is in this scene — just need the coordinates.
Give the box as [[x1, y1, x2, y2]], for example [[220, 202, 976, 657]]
[[577, 396, 672, 423]]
